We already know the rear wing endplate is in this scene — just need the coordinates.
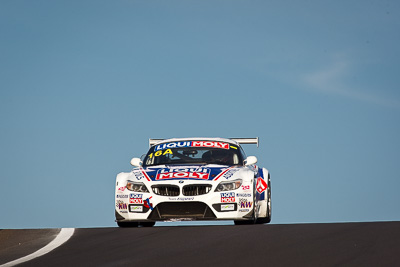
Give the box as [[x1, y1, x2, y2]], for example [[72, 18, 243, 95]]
[[149, 137, 259, 147], [149, 139, 166, 147]]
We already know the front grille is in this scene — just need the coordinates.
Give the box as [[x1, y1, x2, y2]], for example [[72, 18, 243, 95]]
[[182, 184, 212, 196], [151, 185, 180, 196]]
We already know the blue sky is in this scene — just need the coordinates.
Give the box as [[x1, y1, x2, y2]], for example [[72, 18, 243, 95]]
[[1, 0, 399, 229]]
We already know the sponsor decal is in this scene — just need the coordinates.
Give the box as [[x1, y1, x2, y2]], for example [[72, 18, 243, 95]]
[[156, 168, 210, 180], [221, 192, 235, 203], [133, 168, 151, 181], [223, 168, 240, 179], [147, 149, 173, 159], [132, 170, 145, 180], [239, 208, 250, 212], [116, 200, 127, 210], [129, 205, 143, 212], [214, 166, 236, 181], [129, 193, 143, 204], [117, 186, 126, 192], [168, 197, 195, 201], [192, 141, 229, 149], [221, 204, 235, 211], [155, 141, 229, 151], [239, 198, 253, 209], [155, 141, 192, 151], [241, 185, 250, 191], [116, 194, 129, 198], [256, 177, 268, 193], [236, 193, 251, 197], [143, 196, 153, 210]]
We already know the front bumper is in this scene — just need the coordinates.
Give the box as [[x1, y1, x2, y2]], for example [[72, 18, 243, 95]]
[[115, 182, 254, 222]]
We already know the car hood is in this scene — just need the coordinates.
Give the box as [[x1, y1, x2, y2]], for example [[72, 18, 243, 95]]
[[131, 165, 243, 181]]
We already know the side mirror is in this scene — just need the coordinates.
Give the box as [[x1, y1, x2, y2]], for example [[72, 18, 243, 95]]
[[244, 156, 257, 166], [130, 157, 142, 167]]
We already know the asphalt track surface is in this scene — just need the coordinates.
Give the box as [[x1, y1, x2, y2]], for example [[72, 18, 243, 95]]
[[1, 221, 400, 267], [0, 229, 60, 265]]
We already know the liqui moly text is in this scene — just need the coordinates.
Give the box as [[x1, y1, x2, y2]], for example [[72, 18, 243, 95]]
[[154, 141, 229, 151], [156, 168, 210, 180]]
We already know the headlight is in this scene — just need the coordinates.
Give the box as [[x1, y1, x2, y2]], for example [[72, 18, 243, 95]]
[[126, 180, 149, 192], [215, 179, 242, 192]]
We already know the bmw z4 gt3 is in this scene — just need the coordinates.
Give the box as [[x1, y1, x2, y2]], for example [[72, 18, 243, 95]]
[[115, 137, 271, 227]]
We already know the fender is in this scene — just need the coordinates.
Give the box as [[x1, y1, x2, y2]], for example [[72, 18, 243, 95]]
[[256, 168, 270, 218]]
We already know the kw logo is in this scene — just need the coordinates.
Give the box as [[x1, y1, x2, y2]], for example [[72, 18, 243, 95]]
[[240, 201, 253, 208]]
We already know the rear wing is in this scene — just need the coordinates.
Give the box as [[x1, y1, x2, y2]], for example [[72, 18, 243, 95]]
[[149, 137, 259, 147], [230, 138, 259, 147]]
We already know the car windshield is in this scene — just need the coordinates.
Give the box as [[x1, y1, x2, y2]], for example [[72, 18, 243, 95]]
[[142, 141, 244, 167]]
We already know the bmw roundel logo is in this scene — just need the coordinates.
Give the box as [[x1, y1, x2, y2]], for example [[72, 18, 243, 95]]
[[179, 180, 184, 184]]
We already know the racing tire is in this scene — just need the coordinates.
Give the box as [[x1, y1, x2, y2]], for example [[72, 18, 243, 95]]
[[117, 221, 139, 228]]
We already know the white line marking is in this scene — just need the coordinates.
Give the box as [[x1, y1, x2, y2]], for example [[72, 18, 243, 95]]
[[0, 228, 75, 267]]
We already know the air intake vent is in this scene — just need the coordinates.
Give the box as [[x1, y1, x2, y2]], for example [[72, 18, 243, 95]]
[[148, 202, 216, 220], [151, 185, 180, 196], [182, 184, 212, 196]]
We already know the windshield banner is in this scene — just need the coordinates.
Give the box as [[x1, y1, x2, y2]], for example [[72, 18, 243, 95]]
[[154, 141, 229, 151]]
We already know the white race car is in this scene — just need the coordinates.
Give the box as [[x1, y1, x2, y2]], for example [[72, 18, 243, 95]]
[[115, 137, 271, 227]]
